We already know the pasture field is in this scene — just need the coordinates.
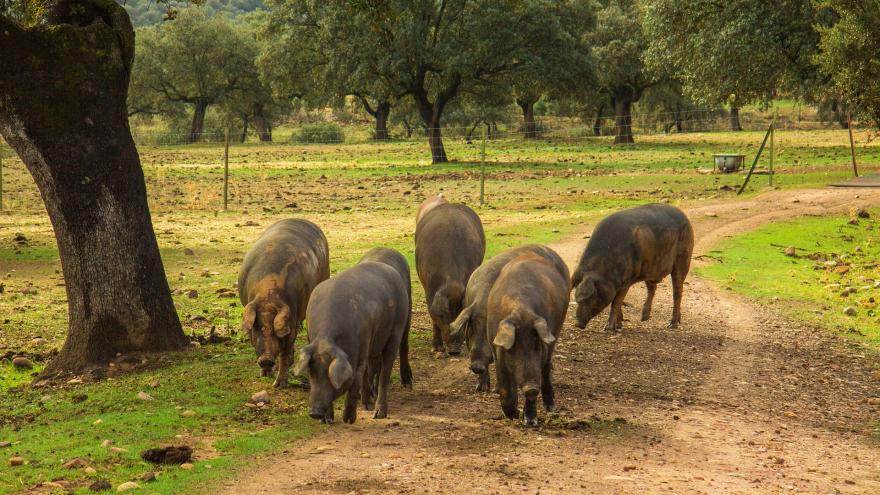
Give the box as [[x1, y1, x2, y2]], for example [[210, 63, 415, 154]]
[[1, 129, 879, 493]]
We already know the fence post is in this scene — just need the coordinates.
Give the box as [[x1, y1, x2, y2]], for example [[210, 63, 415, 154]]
[[769, 114, 775, 187], [479, 124, 487, 207], [737, 122, 774, 195], [223, 128, 229, 211], [847, 112, 859, 177]]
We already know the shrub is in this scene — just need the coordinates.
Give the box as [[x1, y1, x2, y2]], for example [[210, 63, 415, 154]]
[[291, 122, 345, 144]]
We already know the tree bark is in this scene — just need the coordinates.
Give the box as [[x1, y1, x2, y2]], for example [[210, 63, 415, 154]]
[[613, 98, 635, 144], [518, 98, 538, 139], [373, 101, 391, 140], [240, 117, 249, 143], [0, 1, 187, 379], [252, 104, 272, 142], [188, 100, 209, 143], [415, 101, 449, 163], [729, 106, 743, 131]]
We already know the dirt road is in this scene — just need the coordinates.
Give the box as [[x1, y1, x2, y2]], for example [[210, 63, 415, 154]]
[[220, 188, 880, 495]]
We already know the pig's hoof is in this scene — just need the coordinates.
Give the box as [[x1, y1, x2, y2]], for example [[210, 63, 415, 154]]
[[342, 412, 357, 424], [272, 379, 288, 389], [364, 402, 375, 411], [544, 402, 557, 412], [523, 417, 538, 427], [373, 409, 387, 419], [667, 321, 679, 329], [401, 382, 413, 390], [475, 382, 489, 393], [640, 313, 651, 322]]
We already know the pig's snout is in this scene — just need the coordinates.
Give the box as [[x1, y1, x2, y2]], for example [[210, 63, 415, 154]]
[[258, 357, 275, 370], [522, 384, 539, 400], [469, 361, 486, 375]]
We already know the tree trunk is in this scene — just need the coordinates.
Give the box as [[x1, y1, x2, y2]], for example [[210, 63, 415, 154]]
[[188, 100, 209, 143], [518, 98, 538, 139], [252, 106, 272, 142], [240, 117, 249, 143], [426, 123, 448, 163], [593, 115, 603, 136], [729, 106, 742, 131], [373, 101, 391, 140], [613, 98, 635, 144], [0, 2, 187, 379]]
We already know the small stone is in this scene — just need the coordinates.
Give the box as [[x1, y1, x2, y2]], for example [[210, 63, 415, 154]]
[[250, 390, 270, 404], [181, 410, 197, 417], [89, 480, 112, 492], [783, 247, 796, 257], [136, 392, 154, 401], [185, 290, 198, 299], [149, 380, 160, 388], [109, 447, 128, 454], [623, 465, 637, 472], [93, 419, 103, 425], [84, 466, 97, 475], [100, 439, 112, 448], [180, 463, 194, 470], [867, 397, 880, 406], [0, 441, 10, 448], [705, 212, 718, 218], [783, 411, 797, 418], [184, 248, 195, 256], [116, 481, 139, 492], [28, 337, 47, 346], [11, 357, 33, 369], [844, 306, 857, 317], [63, 457, 91, 469], [9, 456, 24, 466], [139, 472, 157, 482], [360, 452, 370, 458]]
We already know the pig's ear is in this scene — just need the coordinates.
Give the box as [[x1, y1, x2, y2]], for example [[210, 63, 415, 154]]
[[274, 305, 291, 338], [576, 277, 596, 300], [570, 270, 583, 291], [430, 291, 450, 318], [534, 317, 555, 345], [449, 303, 474, 338], [242, 303, 257, 333], [329, 348, 353, 389], [493, 319, 516, 350], [293, 346, 312, 377]]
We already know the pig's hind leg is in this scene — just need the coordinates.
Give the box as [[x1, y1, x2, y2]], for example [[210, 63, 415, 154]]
[[669, 254, 691, 329], [641, 281, 658, 322], [541, 359, 556, 412], [374, 337, 400, 419]]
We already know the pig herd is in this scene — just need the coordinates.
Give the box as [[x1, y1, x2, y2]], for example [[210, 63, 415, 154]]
[[238, 198, 694, 425]]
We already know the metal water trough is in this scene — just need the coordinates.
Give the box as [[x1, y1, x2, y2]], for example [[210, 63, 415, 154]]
[[713, 154, 745, 173]]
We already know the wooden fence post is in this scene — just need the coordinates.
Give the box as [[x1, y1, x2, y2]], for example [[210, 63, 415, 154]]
[[223, 128, 230, 211], [848, 112, 859, 177], [479, 124, 487, 207]]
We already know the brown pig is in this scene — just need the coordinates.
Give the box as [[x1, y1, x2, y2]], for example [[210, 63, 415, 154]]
[[294, 257, 410, 424], [571, 204, 693, 331], [450, 244, 567, 392], [487, 251, 570, 426], [415, 202, 485, 355], [238, 219, 330, 388]]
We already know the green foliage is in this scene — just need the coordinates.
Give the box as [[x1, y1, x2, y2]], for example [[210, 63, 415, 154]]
[[642, 0, 820, 108], [698, 212, 880, 347], [590, 1, 654, 103], [816, 1, 880, 128], [291, 122, 345, 144], [117, 0, 265, 27]]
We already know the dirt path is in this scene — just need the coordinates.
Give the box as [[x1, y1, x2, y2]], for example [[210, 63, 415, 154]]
[[219, 188, 880, 495]]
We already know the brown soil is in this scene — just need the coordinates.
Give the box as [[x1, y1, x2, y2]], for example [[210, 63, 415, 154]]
[[219, 188, 880, 495]]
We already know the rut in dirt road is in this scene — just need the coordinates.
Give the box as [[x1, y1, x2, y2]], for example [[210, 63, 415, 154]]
[[219, 188, 880, 495]]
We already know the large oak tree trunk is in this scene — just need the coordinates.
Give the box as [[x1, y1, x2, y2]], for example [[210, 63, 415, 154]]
[[426, 122, 448, 163], [0, 1, 187, 379], [188, 100, 209, 143], [729, 106, 743, 131], [373, 101, 391, 140], [252, 105, 272, 142], [518, 98, 538, 139], [613, 98, 635, 144]]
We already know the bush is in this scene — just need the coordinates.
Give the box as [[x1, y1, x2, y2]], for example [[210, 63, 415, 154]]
[[291, 122, 345, 144]]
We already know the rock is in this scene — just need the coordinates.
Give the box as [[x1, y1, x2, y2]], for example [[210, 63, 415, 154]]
[[139, 472, 157, 482], [250, 390, 270, 404], [100, 440, 112, 448], [12, 357, 33, 369], [0, 441, 10, 448], [867, 397, 880, 406], [141, 446, 193, 465], [9, 456, 24, 466], [848, 218, 859, 226], [89, 480, 112, 492], [84, 466, 97, 475], [844, 306, 858, 317], [149, 380, 160, 388], [28, 337, 47, 346], [116, 481, 139, 492], [705, 212, 718, 218], [183, 248, 195, 256], [180, 463, 194, 470], [181, 410, 197, 417], [185, 290, 198, 299], [783, 247, 796, 257], [93, 419, 103, 425], [63, 457, 91, 469], [853, 207, 870, 219], [187, 315, 208, 324], [136, 392, 154, 401], [109, 447, 128, 454]]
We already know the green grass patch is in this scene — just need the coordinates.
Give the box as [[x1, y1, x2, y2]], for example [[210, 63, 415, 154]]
[[697, 211, 880, 346]]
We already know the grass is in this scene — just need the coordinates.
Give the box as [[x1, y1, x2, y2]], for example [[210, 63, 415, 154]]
[[697, 210, 880, 347], [1, 127, 879, 493]]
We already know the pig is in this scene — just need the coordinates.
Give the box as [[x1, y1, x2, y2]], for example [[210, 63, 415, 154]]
[[449, 244, 567, 392], [571, 204, 693, 332], [415, 202, 486, 355], [293, 257, 410, 424], [359, 247, 413, 393], [238, 219, 330, 388], [487, 251, 570, 426], [416, 195, 449, 225]]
